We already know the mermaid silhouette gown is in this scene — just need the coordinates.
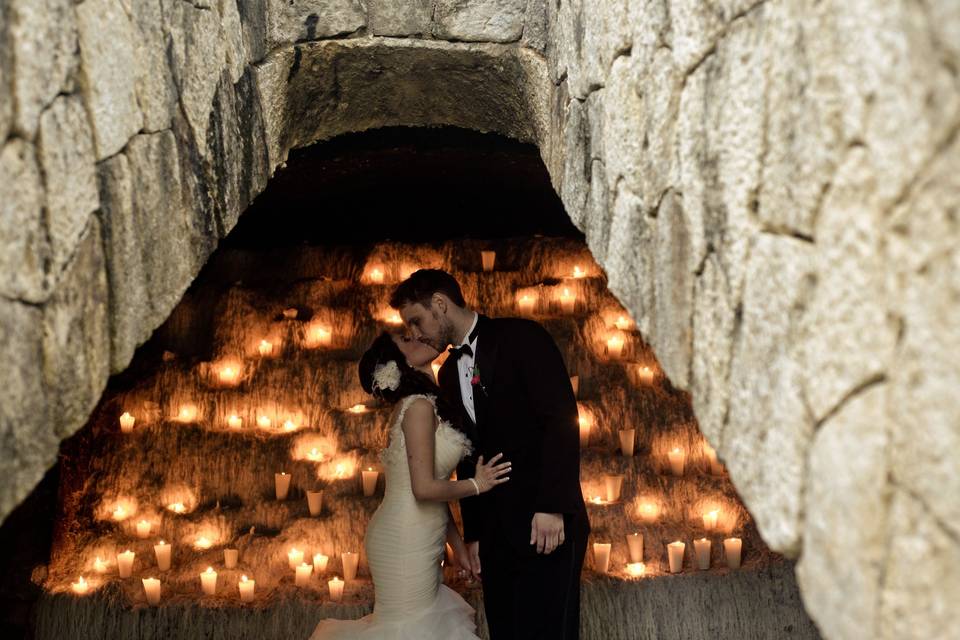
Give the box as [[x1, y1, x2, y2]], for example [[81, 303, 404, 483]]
[[309, 394, 480, 639]]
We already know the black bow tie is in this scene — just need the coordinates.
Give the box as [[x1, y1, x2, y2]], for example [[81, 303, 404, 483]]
[[447, 320, 481, 361]]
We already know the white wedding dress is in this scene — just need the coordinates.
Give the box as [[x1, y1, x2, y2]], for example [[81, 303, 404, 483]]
[[309, 394, 480, 640]]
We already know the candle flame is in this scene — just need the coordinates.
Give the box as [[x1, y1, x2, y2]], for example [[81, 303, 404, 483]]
[[573, 266, 586, 278], [282, 420, 298, 432], [241, 575, 249, 582], [205, 566, 214, 574], [168, 502, 186, 514], [347, 404, 367, 414], [626, 562, 646, 577]]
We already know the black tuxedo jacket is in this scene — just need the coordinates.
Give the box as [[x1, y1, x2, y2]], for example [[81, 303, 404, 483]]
[[439, 314, 589, 552]]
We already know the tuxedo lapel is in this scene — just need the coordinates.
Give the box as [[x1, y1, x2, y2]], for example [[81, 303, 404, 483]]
[[473, 315, 498, 429], [438, 358, 479, 446]]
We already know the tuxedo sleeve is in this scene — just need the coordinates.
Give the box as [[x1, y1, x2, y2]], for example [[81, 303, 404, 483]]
[[517, 322, 582, 515], [456, 458, 483, 543]]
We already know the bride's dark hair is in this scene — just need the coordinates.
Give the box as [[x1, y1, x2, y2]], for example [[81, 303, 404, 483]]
[[358, 332, 459, 426]]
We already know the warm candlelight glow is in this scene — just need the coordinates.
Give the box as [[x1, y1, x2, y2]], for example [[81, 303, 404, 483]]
[[112, 506, 128, 521], [593, 543, 612, 573], [668, 541, 685, 573], [275, 472, 291, 501], [239, 575, 255, 602], [573, 265, 586, 278], [142, 577, 161, 605], [638, 501, 659, 523], [154, 540, 171, 571], [306, 324, 333, 348], [559, 288, 576, 313], [614, 315, 633, 330], [328, 576, 344, 601], [119, 412, 135, 433], [626, 532, 644, 563], [619, 428, 635, 456], [703, 509, 720, 531], [369, 267, 385, 284], [604, 474, 624, 503], [606, 334, 625, 358], [577, 404, 593, 446], [258, 339, 273, 356], [282, 419, 298, 432], [295, 562, 313, 587], [626, 562, 646, 577], [136, 519, 151, 538], [176, 403, 197, 422], [724, 537, 743, 569], [288, 547, 304, 570], [704, 443, 723, 475], [342, 551, 359, 581], [637, 365, 655, 384], [348, 404, 368, 414], [200, 566, 218, 595], [218, 365, 239, 384], [94, 556, 108, 574], [590, 495, 605, 505], [257, 415, 272, 429], [385, 311, 403, 325], [480, 250, 496, 272], [432, 362, 441, 381], [71, 576, 89, 595], [117, 550, 135, 578], [695, 538, 712, 570], [227, 414, 243, 429], [313, 553, 329, 574], [194, 536, 212, 550], [168, 502, 187, 514], [307, 490, 324, 516], [517, 294, 536, 315], [362, 467, 379, 496], [668, 447, 686, 476], [307, 448, 324, 462]]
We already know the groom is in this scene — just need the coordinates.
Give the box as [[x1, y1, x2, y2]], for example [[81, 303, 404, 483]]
[[390, 269, 589, 639]]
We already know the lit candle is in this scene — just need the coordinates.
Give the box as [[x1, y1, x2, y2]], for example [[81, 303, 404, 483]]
[[517, 294, 536, 315], [142, 577, 161, 605], [606, 334, 624, 358], [295, 562, 313, 587], [626, 562, 646, 577], [572, 265, 586, 278], [218, 365, 239, 384], [224, 548, 238, 569], [559, 288, 576, 313], [570, 375, 579, 396], [168, 502, 186, 514], [667, 541, 685, 573], [342, 551, 359, 581], [117, 549, 135, 578], [480, 250, 496, 272], [288, 547, 304, 570], [177, 404, 197, 422], [282, 419, 298, 432], [704, 444, 723, 475], [578, 407, 592, 447], [71, 576, 89, 595], [619, 428, 635, 456], [637, 365, 655, 384], [200, 566, 217, 595], [119, 412, 135, 433], [112, 505, 128, 521], [328, 576, 344, 601], [626, 533, 644, 563], [257, 415, 272, 429], [310, 326, 332, 348], [723, 537, 742, 569], [694, 538, 712, 570], [306, 448, 324, 462], [590, 495, 605, 506], [362, 468, 379, 497], [154, 540, 171, 571], [313, 553, 329, 575], [239, 575, 255, 602], [614, 315, 632, 331], [603, 474, 624, 503], [593, 543, 611, 574], [639, 502, 658, 523], [348, 404, 367, 414], [195, 536, 212, 550], [369, 267, 385, 284], [136, 519, 151, 539], [703, 509, 720, 531], [668, 447, 686, 476], [227, 414, 243, 429], [94, 556, 108, 574], [307, 490, 324, 516], [275, 472, 291, 501], [432, 362, 441, 381], [258, 339, 273, 356]]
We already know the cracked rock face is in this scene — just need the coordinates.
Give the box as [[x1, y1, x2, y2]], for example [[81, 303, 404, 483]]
[[0, 0, 958, 638]]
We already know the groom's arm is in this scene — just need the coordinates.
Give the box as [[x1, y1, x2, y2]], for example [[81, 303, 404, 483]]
[[457, 458, 483, 543]]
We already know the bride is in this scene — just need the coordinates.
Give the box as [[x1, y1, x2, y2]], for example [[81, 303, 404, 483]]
[[309, 331, 511, 639]]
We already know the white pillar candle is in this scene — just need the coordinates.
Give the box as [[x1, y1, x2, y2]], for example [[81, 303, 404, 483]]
[[694, 538, 712, 570], [328, 576, 344, 601], [626, 562, 646, 577], [703, 509, 720, 531], [606, 335, 624, 358], [603, 474, 624, 503], [142, 577, 161, 605], [341, 551, 359, 581], [258, 339, 273, 356], [94, 556, 108, 574], [313, 553, 329, 575], [295, 562, 313, 587], [112, 506, 128, 521], [369, 267, 385, 284], [154, 540, 171, 571], [361, 468, 379, 496], [667, 541, 685, 573], [119, 412, 135, 433], [257, 415, 272, 429], [480, 250, 496, 272], [71, 576, 89, 595], [626, 533, 644, 563], [117, 550, 135, 578], [168, 502, 186, 514], [639, 502, 658, 524], [282, 419, 298, 432], [224, 548, 238, 569], [348, 404, 367, 414], [619, 428, 635, 456], [227, 414, 243, 429], [637, 365, 655, 384], [195, 536, 212, 550], [724, 537, 742, 569], [593, 543, 611, 574], [307, 490, 324, 516], [559, 288, 576, 313], [668, 447, 686, 476], [218, 366, 239, 384], [200, 566, 217, 595], [572, 265, 586, 278], [136, 519, 151, 539], [614, 315, 633, 331], [275, 472, 291, 501], [517, 295, 535, 315], [310, 326, 332, 347], [704, 444, 724, 475], [239, 575, 255, 602], [578, 408, 592, 447], [570, 375, 579, 396], [287, 548, 304, 570]]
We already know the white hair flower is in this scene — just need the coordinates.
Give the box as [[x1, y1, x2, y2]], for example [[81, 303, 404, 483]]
[[372, 360, 402, 393]]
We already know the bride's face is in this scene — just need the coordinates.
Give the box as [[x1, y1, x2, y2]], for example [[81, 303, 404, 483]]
[[392, 332, 439, 369]]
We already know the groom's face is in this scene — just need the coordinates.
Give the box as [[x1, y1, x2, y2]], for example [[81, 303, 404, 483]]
[[399, 300, 451, 352]]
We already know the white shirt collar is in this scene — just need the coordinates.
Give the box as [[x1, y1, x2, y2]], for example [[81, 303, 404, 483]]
[[458, 312, 479, 348]]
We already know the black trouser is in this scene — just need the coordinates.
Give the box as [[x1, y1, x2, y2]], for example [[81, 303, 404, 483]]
[[478, 515, 587, 640]]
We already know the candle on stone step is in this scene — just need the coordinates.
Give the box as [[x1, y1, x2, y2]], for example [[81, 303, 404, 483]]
[[348, 404, 367, 414], [614, 315, 633, 331], [668, 447, 686, 476], [369, 267, 385, 284], [480, 250, 496, 272], [577, 408, 592, 447], [112, 505, 128, 521], [342, 551, 359, 581], [195, 536, 212, 550], [307, 490, 324, 516], [239, 575, 255, 602], [257, 415, 272, 429], [71, 576, 88, 595], [283, 308, 298, 319], [695, 538, 712, 570], [218, 365, 239, 384], [258, 339, 273, 356], [313, 553, 329, 575], [328, 576, 344, 602], [619, 428, 635, 456], [573, 265, 586, 278], [307, 448, 324, 462], [142, 577, 161, 605], [227, 414, 243, 429], [626, 562, 646, 578], [593, 543, 611, 574], [606, 335, 624, 358], [362, 468, 379, 497], [295, 562, 313, 587], [626, 533, 644, 563], [704, 444, 723, 475], [94, 556, 108, 574], [288, 548, 304, 570], [224, 548, 238, 569], [311, 326, 332, 347], [639, 502, 658, 523], [136, 519, 151, 539], [703, 509, 720, 531], [154, 540, 171, 571], [275, 472, 291, 501], [117, 550, 135, 578], [570, 375, 579, 396], [517, 294, 536, 315], [119, 412, 135, 433], [559, 288, 576, 313], [168, 502, 186, 514], [177, 404, 197, 422], [282, 419, 298, 432], [724, 537, 742, 569], [603, 474, 624, 503], [637, 365, 655, 384], [200, 566, 217, 595], [667, 541, 685, 573]]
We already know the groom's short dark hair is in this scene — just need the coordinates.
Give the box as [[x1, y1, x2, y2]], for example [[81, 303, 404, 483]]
[[389, 269, 466, 309]]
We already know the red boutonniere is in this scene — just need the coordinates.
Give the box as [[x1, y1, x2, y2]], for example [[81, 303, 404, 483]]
[[471, 365, 487, 395]]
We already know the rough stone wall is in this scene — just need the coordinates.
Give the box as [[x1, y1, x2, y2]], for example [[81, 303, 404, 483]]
[[0, 1, 957, 639]]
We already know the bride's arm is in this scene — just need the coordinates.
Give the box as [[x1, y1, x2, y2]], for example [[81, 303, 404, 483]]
[[402, 399, 483, 502]]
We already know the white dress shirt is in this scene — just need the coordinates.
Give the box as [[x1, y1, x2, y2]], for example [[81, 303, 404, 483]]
[[456, 313, 480, 424]]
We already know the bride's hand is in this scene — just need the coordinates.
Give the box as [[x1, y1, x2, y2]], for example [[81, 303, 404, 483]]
[[472, 453, 511, 493]]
